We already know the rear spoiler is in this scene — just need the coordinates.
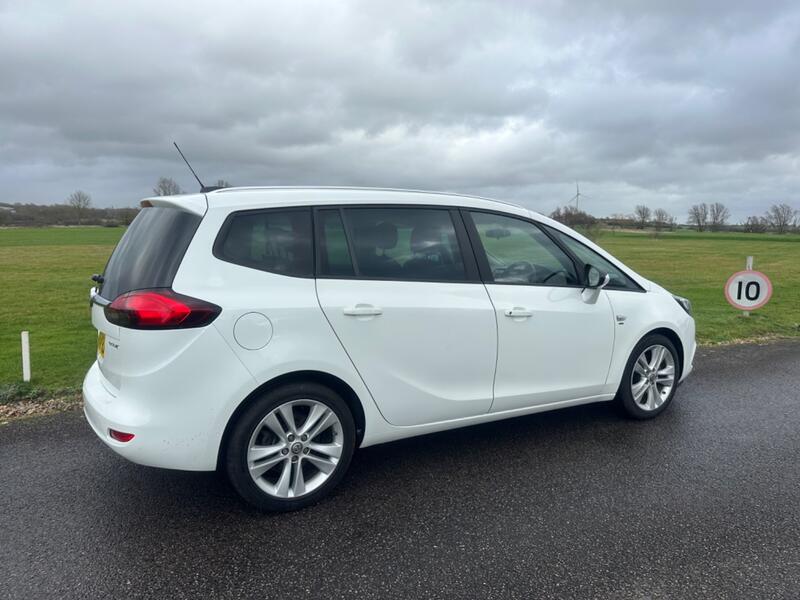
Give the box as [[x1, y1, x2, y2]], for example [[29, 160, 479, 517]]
[[139, 193, 208, 216]]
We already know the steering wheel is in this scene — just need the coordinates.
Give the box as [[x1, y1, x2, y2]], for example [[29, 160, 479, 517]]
[[503, 261, 536, 282], [541, 269, 570, 284]]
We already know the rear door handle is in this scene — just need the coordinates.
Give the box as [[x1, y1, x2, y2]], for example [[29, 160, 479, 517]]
[[504, 307, 533, 318], [343, 304, 383, 317]]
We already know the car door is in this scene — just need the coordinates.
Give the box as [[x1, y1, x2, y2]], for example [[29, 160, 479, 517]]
[[464, 210, 616, 412], [315, 206, 497, 427]]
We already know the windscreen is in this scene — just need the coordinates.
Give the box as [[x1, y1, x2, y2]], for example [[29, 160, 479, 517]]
[[98, 207, 202, 301]]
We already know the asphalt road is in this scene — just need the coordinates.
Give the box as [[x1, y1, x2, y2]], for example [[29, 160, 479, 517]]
[[2, 342, 799, 600]]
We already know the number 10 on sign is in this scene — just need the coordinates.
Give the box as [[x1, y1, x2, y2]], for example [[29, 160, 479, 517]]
[[724, 256, 773, 315]]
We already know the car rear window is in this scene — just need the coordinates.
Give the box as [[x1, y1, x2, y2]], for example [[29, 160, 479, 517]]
[[214, 208, 313, 277], [99, 207, 202, 301]]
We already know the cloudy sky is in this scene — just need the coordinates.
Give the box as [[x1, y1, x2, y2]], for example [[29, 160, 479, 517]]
[[2, 0, 799, 220]]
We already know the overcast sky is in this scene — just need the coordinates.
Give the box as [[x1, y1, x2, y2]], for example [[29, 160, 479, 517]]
[[1, 0, 799, 220]]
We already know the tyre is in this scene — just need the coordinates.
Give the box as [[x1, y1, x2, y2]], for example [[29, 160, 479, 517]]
[[225, 382, 356, 511], [617, 334, 680, 419]]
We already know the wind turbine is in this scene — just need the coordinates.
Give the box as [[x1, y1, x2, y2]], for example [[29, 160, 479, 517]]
[[568, 182, 589, 211]]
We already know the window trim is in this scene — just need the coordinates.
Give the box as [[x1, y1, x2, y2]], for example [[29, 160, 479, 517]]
[[212, 206, 315, 278], [461, 208, 586, 289], [314, 207, 357, 277], [541, 224, 645, 293], [313, 204, 481, 284]]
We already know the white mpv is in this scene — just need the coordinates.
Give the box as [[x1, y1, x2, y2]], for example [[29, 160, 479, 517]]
[[84, 187, 695, 510]]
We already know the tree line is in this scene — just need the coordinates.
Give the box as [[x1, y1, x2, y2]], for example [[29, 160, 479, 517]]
[[0, 177, 230, 227], [550, 202, 798, 234]]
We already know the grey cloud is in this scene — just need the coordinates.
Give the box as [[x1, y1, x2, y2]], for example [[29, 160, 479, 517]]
[[1, 0, 799, 221]]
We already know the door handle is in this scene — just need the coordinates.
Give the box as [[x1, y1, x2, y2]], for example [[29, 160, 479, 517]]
[[504, 307, 533, 318], [343, 304, 383, 317]]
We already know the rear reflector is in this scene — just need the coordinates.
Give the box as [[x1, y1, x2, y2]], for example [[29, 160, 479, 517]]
[[109, 429, 135, 443], [104, 288, 221, 330]]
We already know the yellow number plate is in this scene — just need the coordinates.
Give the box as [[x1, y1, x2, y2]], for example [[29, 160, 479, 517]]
[[97, 331, 106, 359]]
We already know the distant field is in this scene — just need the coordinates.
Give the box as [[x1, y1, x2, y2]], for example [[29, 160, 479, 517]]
[[1, 226, 798, 393], [597, 230, 800, 344], [0, 227, 124, 392]]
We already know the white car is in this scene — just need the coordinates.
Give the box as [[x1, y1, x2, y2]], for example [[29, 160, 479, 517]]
[[84, 187, 695, 510]]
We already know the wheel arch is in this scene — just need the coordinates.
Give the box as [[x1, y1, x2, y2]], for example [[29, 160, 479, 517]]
[[216, 370, 367, 470]]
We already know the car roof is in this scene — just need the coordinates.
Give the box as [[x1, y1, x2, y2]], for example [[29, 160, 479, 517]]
[[201, 186, 540, 219]]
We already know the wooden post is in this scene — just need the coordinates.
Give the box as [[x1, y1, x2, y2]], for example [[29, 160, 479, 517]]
[[742, 256, 753, 318], [21, 331, 31, 382]]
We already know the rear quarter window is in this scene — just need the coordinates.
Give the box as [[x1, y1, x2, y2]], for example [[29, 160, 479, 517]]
[[214, 208, 313, 277], [99, 207, 201, 301]]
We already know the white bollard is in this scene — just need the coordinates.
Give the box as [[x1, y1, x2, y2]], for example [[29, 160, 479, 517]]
[[21, 331, 31, 382]]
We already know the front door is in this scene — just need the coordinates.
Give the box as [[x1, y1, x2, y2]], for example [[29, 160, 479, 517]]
[[465, 210, 615, 412], [315, 206, 497, 426]]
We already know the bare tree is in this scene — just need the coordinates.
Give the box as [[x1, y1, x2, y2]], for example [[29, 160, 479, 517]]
[[153, 177, 182, 196], [215, 179, 232, 188], [708, 202, 731, 231], [765, 203, 797, 234], [742, 216, 767, 233], [688, 203, 709, 232], [633, 205, 651, 229], [67, 190, 92, 225], [652, 208, 674, 232]]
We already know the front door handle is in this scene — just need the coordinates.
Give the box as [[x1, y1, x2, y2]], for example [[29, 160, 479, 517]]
[[343, 304, 383, 317], [504, 307, 533, 318]]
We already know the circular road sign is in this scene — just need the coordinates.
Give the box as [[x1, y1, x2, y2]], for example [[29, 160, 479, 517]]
[[724, 270, 773, 311]]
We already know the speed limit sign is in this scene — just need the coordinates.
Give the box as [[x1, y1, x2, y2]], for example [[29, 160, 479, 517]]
[[725, 269, 773, 311]]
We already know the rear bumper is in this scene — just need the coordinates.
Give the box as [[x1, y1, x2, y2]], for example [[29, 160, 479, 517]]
[[83, 361, 215, 470], [82, 326, 257, 471]]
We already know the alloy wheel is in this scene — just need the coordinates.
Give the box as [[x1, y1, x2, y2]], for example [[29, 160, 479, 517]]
[[246, 399, 343, 498], [630, 344, 675, 411]]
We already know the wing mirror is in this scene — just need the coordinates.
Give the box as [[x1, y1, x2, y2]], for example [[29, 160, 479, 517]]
[[582, 265, 610, 304], [585, 264, 610, 289]]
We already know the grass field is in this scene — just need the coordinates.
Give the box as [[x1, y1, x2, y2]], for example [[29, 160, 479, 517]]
[[1, 226, 798, 395]]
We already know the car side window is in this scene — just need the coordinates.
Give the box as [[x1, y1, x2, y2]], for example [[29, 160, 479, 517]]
[[469, 212, 579, 285], [341, 207, 467, 281], [215, 208, 313, 277], [317, 209, 355, 277], [546, 227, 639, 291]]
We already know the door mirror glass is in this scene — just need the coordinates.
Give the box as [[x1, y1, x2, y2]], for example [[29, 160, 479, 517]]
[[585, 264, 605, 288]]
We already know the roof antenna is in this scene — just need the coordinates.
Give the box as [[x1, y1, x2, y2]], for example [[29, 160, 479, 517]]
[[173, 142, 223, 193]]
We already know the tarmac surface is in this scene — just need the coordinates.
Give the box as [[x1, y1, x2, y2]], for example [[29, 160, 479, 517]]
[[2, 341, 799, 599]]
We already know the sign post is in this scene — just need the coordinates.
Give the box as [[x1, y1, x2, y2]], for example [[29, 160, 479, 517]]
[[742, 256, 753, 317], [724, 258, 772, 315]]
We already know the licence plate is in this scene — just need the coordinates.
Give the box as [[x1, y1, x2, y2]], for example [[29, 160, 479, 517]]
[[97, 331, 106, 359]]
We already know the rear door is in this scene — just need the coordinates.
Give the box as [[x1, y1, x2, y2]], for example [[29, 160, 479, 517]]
[[464, 210, 615, 412], [315, 206, 497, 426]]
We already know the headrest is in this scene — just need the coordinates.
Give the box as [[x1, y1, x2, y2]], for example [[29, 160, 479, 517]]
[[355, 222, 397, 251], [373, 221, 398, 250]]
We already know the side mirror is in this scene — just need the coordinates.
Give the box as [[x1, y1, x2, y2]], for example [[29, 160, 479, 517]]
[[584, 265, 609, 289]]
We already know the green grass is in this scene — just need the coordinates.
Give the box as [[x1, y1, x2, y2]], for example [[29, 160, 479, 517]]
[[596, 230, 800, 344], [0, 226, 798, 395], [0, 227, 124, 392]]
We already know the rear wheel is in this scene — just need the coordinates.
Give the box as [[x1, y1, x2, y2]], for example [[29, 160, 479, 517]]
[[225, 383, 356, 511], [617, 334, 679, 419]]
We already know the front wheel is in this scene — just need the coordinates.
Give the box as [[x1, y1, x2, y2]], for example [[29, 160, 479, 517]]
[[617, 334, 680, 419], [225, 383, 356, 511]]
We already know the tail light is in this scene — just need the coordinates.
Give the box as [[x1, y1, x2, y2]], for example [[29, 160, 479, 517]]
[[104, 288, 221, 330]]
